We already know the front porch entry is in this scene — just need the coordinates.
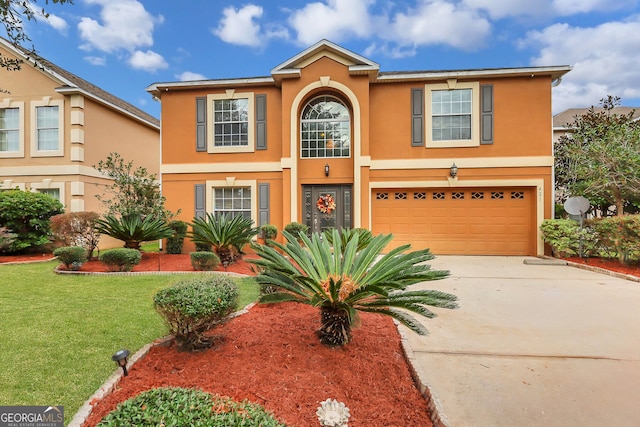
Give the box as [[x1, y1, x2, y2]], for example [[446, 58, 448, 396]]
[[302, 185, 352, 235]]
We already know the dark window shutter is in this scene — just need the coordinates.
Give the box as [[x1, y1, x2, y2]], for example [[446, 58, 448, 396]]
[[258, 183, 270, 226], [194, 184, 206, 218], [481, 85, 493, 145], [196, 97, 207, 151], [256, 94, 267, 150], [411, 88, 424, 147]]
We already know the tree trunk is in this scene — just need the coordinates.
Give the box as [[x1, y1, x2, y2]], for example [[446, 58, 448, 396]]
[[318, 306, 352, 347]]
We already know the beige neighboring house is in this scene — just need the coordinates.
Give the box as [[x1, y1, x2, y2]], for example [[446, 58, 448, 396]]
[[0, 37, 159, 234], [553, 106, 639, 143]]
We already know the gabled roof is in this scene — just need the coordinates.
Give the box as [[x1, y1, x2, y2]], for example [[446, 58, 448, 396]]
[[0, 37, 159, 129], [270, 39, 380, 83], [553, 107, 639, 129]]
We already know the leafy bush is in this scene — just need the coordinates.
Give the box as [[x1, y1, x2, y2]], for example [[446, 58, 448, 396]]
[[258, 224, 278, 241], [99, 248, 142, 272], [53, 246, 87, 270], [190, 251, 220, 271], [94, 214, 174, 250], [588, 215, 640, 263], [190, 213, 258, 266], [195, 242, 213, 252], [50, 212, 101, 258], [0, 190, 64, 253], [0, 227, 17, 252], [283, 222, 308, 241], [323, 227, 373, 252], [96, 387, 285, 427], [154, 276, 238, 350], [540, 219, 582, 256], [166, 220, 188, 254]]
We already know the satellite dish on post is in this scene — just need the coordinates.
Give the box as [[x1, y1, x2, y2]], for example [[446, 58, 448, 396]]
[[564, 196, 590, 215]]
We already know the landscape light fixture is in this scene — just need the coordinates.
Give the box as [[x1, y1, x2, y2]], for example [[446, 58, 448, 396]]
[[111, 349, 130, 376], [449, 162, 458, 178], [324, 163, 330, 177]]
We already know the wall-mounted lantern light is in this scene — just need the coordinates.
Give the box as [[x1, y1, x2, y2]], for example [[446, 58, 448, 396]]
[[449, 162, 458, 179], [112, 349, 130, 376], [324, 163, 330, 177]]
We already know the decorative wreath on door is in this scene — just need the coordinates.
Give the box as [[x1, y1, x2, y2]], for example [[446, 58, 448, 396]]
[[316, 194, 336, 214]]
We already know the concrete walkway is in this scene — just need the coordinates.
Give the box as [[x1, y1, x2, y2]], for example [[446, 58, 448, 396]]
[[404, 256, 640, 427]]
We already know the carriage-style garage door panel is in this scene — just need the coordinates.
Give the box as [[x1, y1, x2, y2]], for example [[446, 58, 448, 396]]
[[372, 188, 535, 255]]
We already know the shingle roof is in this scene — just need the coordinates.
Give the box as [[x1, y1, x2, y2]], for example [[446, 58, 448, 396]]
[[553, 107, 639, 129], [0, 38, 159, 129]]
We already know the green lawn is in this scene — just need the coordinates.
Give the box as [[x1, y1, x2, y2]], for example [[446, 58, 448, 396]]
[[0, 260, 260, 425]]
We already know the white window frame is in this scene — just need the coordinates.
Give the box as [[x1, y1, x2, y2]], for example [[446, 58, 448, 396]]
[[31, 98, 64, 157], [0, 100, 25, 158], [425, 81, 480, 148], [207, 92, 255, 154], [206, 179, 257, 225], [30, 180, 65, 205], [300, 95, 351, 159]]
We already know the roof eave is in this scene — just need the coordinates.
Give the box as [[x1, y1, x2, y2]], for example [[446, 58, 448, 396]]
[[376, 66, 573, 83], [146, 77, 276, 96]]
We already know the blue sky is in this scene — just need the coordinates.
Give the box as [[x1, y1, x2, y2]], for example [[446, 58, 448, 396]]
[[11, 0, 640, 119]]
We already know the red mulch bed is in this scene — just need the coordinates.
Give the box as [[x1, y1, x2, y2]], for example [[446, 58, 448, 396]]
[[1, 251, 433, 426], [563, 256, 640, 278]]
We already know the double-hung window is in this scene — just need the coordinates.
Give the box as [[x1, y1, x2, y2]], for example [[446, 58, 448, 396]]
[[0, 108, 19, 152], [31, 99, 64, 156], [213, 187, 252, 219], [207, 92, 255, 153], [426, 82, 480, 148]]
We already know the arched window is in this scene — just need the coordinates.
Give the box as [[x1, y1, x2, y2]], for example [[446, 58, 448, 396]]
[[300, 95, 350, 158]]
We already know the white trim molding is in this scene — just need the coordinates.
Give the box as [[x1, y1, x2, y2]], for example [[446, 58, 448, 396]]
[[30, 97, 64, 157], [207, 92, 255, 154], [161, 162, 282, 174], [370, 156, 554, 170]]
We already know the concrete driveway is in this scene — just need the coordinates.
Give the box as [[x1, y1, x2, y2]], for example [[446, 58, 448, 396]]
[[403, 256, 640, 427]]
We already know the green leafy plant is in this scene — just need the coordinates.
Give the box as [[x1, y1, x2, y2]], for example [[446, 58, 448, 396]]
[[195, 242, 213, 252], [190, 213, 258, 266], [50, 212, 101, 258], [258, 224, 278, 241], [96, 387, 285, 427], [99, 248, 142, 272], [283, 222, 308, 241], [251, 229, 457, 347], [0, 189, 64, 253], [153, 276, 238, 350], [588, 215, 640, 263], [323, 227, 373, 252], [94, 214, 174, 250], [540, 219, 582, 257], [190, 251, 220, 271], [166, 220, 188, 254], [53, 246, 87, 270]]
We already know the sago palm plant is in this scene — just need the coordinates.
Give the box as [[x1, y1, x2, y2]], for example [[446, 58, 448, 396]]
[[190, 213, 258, 266], [94, 214, 174, 250], [250, 229, 458, 347]]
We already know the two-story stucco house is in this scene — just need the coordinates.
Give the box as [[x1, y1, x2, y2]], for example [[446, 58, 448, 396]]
[[0, 37, 159, 216], [147, 40, 571, 256]]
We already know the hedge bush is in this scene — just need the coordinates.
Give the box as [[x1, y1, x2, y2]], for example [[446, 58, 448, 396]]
[[166, 220, 188, 254], [190, 251, 220, 271], [99, 248, 142, 272], [153, 276, 238, 351], [53, 246, 87, 270], [96, 387, 285, 427], [283, 222, 308, 241]]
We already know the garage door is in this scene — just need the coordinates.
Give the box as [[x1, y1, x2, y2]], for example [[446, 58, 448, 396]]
[[371, 188, 535, 255]]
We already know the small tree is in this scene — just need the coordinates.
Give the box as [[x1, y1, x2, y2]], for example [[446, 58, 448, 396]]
[[93, 152, 174, 219], [0, 190, 64, 252], [50, 212, 101, 258], [556, 96, 640, 216]]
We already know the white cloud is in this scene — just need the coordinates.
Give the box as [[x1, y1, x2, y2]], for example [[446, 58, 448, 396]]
[[84, 55, 106, 66], [78, 0, 164, 53], [288, 0, 374, 45], [213, 5, 264, 47], [462, 0, 553, 19], [176, 71, 207, 81], [521, 18, 640, 111], [552, 0, 638, 15], [388, 1, 491, 51], [28, 2, 68, 32], [128, 50, 168, 72]]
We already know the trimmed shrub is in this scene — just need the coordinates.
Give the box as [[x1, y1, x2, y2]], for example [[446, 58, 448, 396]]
[[0, 189, 64, 253], [154, 276, 238, 351], [195, 242, 213, 252], [259, 224, 278, 241], [96, 387, 285, 427], [588, 215, 640, 263], [283, 222, 308, 241], [190, 251, 220, 271], [50, 212, 101, 258], [540, 219, 582, 256], [99, 248, 142, 272], [166, 220, 188, 254], [53, 246, 87, 270]]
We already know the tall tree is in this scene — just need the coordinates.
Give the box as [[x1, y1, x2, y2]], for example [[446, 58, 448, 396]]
[[1, 0, 73, 71], [555, 96, 640, 216]]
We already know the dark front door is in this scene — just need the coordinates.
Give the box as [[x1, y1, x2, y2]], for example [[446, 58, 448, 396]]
[[302, 185, 352, 235]]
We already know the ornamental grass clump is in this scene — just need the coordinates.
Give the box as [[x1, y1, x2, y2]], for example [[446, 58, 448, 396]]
[[99, 248, 142, 272], [154, 276, 238, 351], [251, 229, 458, 347], [53, 246, 87, 270], [96, 387, 285, 427]]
